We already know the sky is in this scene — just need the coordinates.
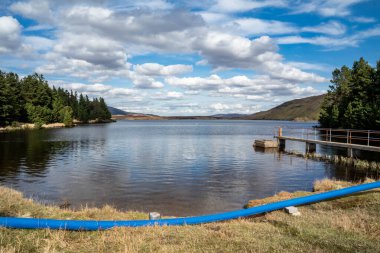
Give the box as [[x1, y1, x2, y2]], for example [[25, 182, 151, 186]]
[[0, 0, 379, 116]]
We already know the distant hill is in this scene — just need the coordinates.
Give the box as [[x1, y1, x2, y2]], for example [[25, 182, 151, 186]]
[[108, 106, 130, 115], [243, 94, 326, 121], [211, 113, 247, 118], [108, 106, 160, 120]]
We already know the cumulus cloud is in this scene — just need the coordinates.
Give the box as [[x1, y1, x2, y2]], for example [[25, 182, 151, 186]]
[[194, 33, 278, 69], [50, 80, 140, 99], [166, 74, 323, 100], [194, 33, 326, 82], [23, 36, 54, 51], [135, 63, 193, 76], [152, 91, 184, 100], [166, 75, 224, 90], [129, 74, 164, 89], [10, 0, 53, 23], [53, 33, 127, 69], [211, 0, 286, 13], [0, 16, 22, 53], [3, 1, 356, 115], [226, 18, 298, 36]]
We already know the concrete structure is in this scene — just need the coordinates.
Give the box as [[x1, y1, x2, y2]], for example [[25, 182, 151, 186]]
[[253, 139, 278, 148]]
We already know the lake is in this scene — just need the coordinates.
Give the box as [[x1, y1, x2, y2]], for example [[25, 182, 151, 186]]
[[0, 120, 361, 216]]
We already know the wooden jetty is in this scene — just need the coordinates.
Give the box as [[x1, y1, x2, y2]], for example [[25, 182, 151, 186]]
[[274, 127, 380, 157]]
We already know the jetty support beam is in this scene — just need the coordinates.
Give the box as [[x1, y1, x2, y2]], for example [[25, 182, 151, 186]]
[[306, 142, 316, 154], [347, 148, 353, 158]]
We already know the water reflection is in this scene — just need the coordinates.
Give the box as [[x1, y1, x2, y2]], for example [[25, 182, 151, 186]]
[[0, 130, 71, 179], [0, 120, 374, 216]]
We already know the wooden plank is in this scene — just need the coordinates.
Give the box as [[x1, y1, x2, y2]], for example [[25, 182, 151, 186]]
[[275, 136, 380, 153]]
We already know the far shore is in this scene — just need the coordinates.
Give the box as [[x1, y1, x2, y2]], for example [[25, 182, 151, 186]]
[[0, 119, 115, 132], [111, 114, 318, 122]]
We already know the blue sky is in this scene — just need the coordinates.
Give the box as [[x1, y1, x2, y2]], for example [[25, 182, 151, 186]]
[[0, 0, 379, 115]]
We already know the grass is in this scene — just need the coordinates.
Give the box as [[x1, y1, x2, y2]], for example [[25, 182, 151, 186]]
[[1, 179, 380, 253], [285, 150, 380, 174], [245, 94, 325, 121]]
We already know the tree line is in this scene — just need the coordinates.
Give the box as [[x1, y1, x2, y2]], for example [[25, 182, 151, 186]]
[[0, 71, 111, 127], [319, 58, 380, 130]]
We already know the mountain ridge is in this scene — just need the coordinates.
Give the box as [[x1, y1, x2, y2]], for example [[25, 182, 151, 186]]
[[243, 94, 325, 121], [108, 94, 326, 121]]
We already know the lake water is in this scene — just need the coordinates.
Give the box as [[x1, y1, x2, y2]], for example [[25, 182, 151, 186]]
[[0, 120, 362, 216]]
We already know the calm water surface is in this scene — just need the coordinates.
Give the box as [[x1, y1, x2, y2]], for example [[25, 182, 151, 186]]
[[0, 120, 359, 216]]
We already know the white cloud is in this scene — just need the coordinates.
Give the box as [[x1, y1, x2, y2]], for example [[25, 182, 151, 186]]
[[194, 33, 278, 69], [135, 63, 193, 76], [152, 91, 184, 100], [166, 75, 224, 90], [287, 61, 330, 71], [10, 0, 53, 23], [198, 11, 231, 24], [227, 18, 298, 36], [302, 21, 346, 36], [210, 102, 231, 110], [125, 0, 174, 11], [259, 61, 328, 82], [277, 26, 380, 48], [211, 0, 286, 13], [23, 36, 54, 51], [291, 0, 366, 17], [130, 74, 164, 89], [167, 91, 184, 99], [50, 80, 141, 99], [350, 17, 376, 23], [0, 16, 22, 53], [53, 33, 128, 69], [166, 74, 323, 100]]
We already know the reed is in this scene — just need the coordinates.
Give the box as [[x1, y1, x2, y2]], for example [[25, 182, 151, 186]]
[[285, 150, 380, 173]]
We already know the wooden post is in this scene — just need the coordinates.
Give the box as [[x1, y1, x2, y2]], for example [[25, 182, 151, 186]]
[[278, 127, 282, 137], [347, 148, 353, 158], [329, 128, 332, 142], [279, 139, 285, 151], [368, 131, 370, 146]]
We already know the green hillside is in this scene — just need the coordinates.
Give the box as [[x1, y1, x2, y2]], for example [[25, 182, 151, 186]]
[[244, 94, 326, 121]]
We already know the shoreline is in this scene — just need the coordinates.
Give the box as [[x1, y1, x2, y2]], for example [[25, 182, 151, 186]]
[[0, 119, 115, 132], [283, 150, 380, 173], [0, 178, 379, 252], [111, 115, 318, 122]]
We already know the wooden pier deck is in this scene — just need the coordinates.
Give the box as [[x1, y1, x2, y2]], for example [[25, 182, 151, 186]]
[[276, 136, 380, 153], [274, 128, 380, 157]]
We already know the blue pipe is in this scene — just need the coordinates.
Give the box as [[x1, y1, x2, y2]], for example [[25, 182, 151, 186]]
[[1, 181, 379, 231]]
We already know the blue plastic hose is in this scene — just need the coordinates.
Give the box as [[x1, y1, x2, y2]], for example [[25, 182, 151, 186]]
[[1, 181, 379, 230]]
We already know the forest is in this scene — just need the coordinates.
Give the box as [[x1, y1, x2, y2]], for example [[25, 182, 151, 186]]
[[0, 71, 111, 127], [319, 58, 380, 130]]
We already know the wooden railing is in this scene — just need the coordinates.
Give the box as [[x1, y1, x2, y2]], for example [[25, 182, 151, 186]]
[[276, 127, 380, 148]]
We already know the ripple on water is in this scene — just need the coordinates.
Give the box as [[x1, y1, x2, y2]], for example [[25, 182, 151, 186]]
[[0, 120, 363, 216]]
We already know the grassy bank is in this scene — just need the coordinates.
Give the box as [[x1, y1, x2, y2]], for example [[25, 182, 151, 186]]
[[0, 120, 116, 132], [284, 150, 380, 174], [1, 179, 380, 252]]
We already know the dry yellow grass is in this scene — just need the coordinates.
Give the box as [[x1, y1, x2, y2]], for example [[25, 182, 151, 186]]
[[1, 179, 380, 253]]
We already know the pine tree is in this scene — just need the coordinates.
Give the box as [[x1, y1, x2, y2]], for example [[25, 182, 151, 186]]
[[319, 58, 380, 130]]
